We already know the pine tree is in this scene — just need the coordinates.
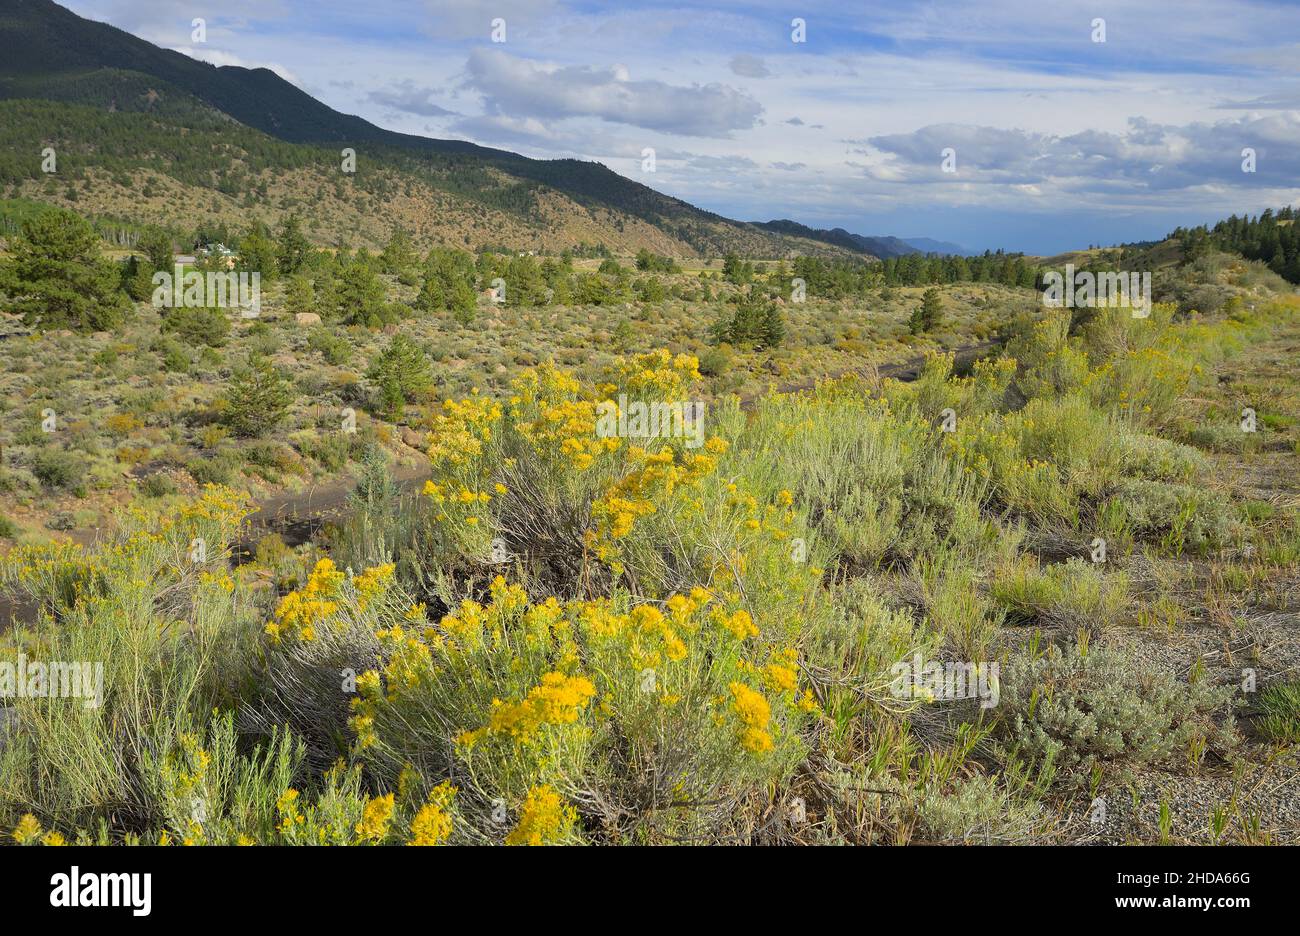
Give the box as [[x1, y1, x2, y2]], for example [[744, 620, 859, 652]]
[[237, 223, 277, 279], [138, 226, 173, 272], [761, 300, 786, 347], [450, 277, 477, 324], [222, 357, 295, 437], [283, 275, 315, 316], [123, 254, 155, 302], [415, 268, 446, 314], [909, 287, 944, 335], [0, 207, 129, 331], [332, 257, 390, 327], [366, 334, 432, 419], [380, 228, 417, 277], [276, 214, 311, 275]]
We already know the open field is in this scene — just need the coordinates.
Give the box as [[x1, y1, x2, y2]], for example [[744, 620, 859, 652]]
[[3, 239, 1297, 843], [0, 262, 1031, 545]]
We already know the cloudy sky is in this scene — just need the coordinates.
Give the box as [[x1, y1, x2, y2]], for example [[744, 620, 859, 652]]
[[63, 0, 1300, 253]]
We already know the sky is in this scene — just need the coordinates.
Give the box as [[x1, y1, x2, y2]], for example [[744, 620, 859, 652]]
[[62, 0, 1300, 254]]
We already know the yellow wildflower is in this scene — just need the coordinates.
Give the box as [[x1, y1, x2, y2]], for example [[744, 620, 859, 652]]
[[355, 793, 396, 844], [505, 785, 577, 846]]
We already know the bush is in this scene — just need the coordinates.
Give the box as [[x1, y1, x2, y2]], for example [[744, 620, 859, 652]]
[[140, 473, 178, 498], [307, 327, 352, 366], [187, 448, 243, 486], [221, 357, 295, 438], [1256, 681, 1300, 744], [991, 557, 1128, 631], [31, 447, 84, 491], [161, 306, 230, 348], [366, 335, 433, 420], [259, 566, 809, 841], [996, 643, 1239, 786]]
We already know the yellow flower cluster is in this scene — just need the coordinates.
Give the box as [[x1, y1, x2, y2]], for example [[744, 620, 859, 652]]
[[505, 784, 577, 846], [762, 652, 799, 693], [604, 349, 702, 401], [588, 440, 726, 572], [162, 731, 212, 810], [425, 392, 501, 469], [526, 398, 621, 470], [276, 788, 305, 833], [355, 792, 395, 844], [173, 484, 251, 528], [265, 558, 344, 643], [12, 813, 66, 846], [409, 782, 457, 846], [482, 671, 597, 741], [728, 681, 774, 755], [12, 814, 43, 845], [716, 607, 759, 640], [354, 563, 395, 611], [4, 539, 89, 591], [510, 365, 621, 471]]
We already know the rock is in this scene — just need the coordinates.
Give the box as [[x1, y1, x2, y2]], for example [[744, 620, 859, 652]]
[[294, 312, 322, 326]]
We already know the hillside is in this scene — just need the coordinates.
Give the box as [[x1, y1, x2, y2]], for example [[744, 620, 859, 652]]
[[0, 0, 863, 258]]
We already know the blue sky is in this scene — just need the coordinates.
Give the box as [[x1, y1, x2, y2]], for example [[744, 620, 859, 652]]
[[64, 0, 1300, 253]]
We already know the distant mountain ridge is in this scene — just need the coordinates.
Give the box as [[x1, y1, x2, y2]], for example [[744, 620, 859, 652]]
[[754, 220, 971, 258], [900, 237, 971, 256]]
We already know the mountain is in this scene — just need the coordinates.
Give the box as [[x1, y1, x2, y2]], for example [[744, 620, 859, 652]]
[[754, 220, 922, 259], [754, 221, 978, 259], [901, 237, 970, 256], [0, 0, 857, 258], [847, 234, 919, 258]]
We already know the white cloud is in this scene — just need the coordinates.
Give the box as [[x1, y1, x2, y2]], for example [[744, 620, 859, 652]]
[[367, 80, 458, 117], [865, 114, 1300, 191], [464, 48, 763, 138]]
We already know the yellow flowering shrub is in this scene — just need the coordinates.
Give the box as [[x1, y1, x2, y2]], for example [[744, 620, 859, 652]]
[[408, 782, 457, 846], [505, 784, 577, 846], [315, 567, 812, 840], [0, 485, 251, 621], [354, 792, 395, 843], [413, 350, 733, 598]]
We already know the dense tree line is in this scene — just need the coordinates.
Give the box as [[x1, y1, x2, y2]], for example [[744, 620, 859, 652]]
[[1172, 207, 1300, 283], [780, 251, 1038, 299], [880, 250, 1038, 288]]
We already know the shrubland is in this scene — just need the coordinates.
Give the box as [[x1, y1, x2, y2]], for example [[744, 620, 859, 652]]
[[4, 292, 1295, 845]]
